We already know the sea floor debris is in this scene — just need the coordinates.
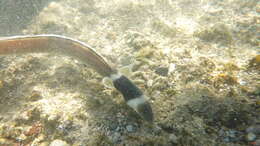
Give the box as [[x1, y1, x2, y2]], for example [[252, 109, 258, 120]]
[[0, 0, 259, 145]]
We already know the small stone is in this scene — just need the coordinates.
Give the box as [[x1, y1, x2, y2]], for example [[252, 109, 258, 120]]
[[155, 67, 169, 76], [249, 55, 260, 68], [0, 138, 12, 145], [0, 80, 4, 89], [38, 134, 45, 141], [246, 132, 257, 142], [28, 91, 42, 101], [168, 63, 176, 74], [111, 132, 121, 143], [147, 80, 153, 87], [115, 126, 121, 132], [39, 142, 49, 146], [119, 56, 133, 66], [223, 137, 230, 142], [102, 77, 114, 88], [169, 134, 178, 143], [109, 123, 118, 131], [256, 100, 260, 106], [246, 125, 260, 134], [254, 139, 260, 146], [227, 130, 236, 138], [50, 139, 69, 146], [119, 65, 133, 77], [126, 125, 135, 132], [17, 134, 27, 141]]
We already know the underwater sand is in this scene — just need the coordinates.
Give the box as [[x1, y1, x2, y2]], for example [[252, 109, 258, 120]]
[[0, 0, 259, 145]]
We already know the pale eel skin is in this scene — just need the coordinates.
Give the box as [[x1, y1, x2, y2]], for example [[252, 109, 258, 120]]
[[0, 34, 154, 122]]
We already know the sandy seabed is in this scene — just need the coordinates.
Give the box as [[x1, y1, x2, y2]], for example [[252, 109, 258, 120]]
[[0, 0, 259, 145]]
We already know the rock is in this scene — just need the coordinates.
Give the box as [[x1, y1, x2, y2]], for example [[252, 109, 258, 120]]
[[168, 63, 176, 74], [0, 80, 4, 89], [28, 91, 42, 101], [246, 132, 257, 142], [126, 125, 135, 132], [111, 132, 121, 143], [155, 67, 169, 76], [246, 125, 260, 134], [249, 55, 260, 69], [169, 133, 178, 143], [223, 137, 230, 142], [50, 139, 69, 146], [39, 142, 49, 146], [254, 139, 260, 146]]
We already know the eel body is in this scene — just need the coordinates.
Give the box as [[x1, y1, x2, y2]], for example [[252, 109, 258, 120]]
[[0, 34, 153, 122]]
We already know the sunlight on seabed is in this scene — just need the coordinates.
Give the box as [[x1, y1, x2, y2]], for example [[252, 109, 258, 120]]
[[175, 17, 198, 34]]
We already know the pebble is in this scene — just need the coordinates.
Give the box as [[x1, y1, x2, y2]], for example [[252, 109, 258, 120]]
[[17, 134, 27, 141], [102, 77, 114, 88], [111, 132, 121, 143], [155, 67, 169, 76], [219, 129, 241, 143], [254, 139, 260, 146], [49, 139, 69, 146], [39, 142, 49, 146], [28, 91, 42, 101], [119, 56, 133, 66], [169, 133, 178, 143], [223, 137, 230, 142], [109, 123, 118, 131], [0, 80, 4, 89], [227, 130, 236, 138], [246, 132, 257, 142], [168, 63, 176, 74], [115, 126, 122, 132], [246, 125, 260, 134], [147, 79, 153, 87], [126, 125, 135, 132]]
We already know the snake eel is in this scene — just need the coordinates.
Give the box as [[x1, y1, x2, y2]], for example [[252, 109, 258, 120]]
[[0, 34, 154, 122]]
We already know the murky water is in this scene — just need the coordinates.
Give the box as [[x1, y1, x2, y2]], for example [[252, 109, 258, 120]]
[[0, 0, 259, 145]]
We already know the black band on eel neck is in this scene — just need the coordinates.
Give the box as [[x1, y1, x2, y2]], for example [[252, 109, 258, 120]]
[[113, 75, 143, 101], [112, 75, 154, 122]]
